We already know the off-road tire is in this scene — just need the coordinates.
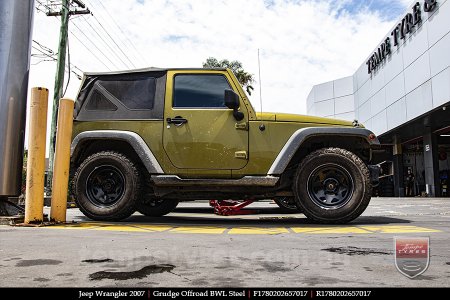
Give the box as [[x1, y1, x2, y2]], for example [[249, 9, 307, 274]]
[[137, 199, 179, 217], [73, 151, 141, 221], [136, 169, 179, 217], [274, 197, 300, 213], [293, 147, 372, 224]]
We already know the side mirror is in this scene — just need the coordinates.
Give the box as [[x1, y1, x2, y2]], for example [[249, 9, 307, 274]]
[[224, 89, 244, 121], [224, 89, 239, 109]]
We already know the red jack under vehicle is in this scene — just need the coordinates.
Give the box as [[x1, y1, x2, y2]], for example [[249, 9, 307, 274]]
[[209, 200, 257, 216]]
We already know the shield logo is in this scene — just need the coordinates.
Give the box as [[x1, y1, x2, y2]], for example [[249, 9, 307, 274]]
[[394, 237, 430, 278]]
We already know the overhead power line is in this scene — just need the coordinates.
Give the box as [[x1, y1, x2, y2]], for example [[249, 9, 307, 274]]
[[77, 16, 133, 69], [31, 40, 83, 79], [68, 29, 112, 71], [82, 13, 137, 68], [70, 21, 121, 70], [87, 0, 148, 66], [35, 1, 110, 71]]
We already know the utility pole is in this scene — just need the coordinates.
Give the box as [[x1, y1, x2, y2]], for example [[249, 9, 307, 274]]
[[44, 0, 89, 192]]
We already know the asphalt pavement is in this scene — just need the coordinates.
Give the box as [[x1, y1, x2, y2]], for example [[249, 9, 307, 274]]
[[0, 197, 449, 287]]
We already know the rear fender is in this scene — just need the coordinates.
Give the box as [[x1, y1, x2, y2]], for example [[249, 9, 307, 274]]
[[71, 130, 164, 174]]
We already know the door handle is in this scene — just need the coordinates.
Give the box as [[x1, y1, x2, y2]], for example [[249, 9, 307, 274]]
[[166, 116, 188, 126]]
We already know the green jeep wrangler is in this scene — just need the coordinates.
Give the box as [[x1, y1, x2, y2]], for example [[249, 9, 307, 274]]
[[70, 68, 380, 224]]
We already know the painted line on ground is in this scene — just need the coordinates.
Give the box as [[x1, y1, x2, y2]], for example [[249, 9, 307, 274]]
[[42, 223, 443, 235]]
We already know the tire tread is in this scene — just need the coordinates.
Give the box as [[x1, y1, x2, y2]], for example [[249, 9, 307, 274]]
[[72, 151, 141, 221], [294, 147, 372, 224]]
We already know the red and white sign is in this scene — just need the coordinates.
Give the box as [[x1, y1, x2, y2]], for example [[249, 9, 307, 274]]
[[394, 237, 430, 278]]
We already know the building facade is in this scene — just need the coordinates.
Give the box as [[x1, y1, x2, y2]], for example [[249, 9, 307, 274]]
[[307, 0, 450, 197]]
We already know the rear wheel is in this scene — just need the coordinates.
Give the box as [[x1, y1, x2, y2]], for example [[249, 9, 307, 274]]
[[73, 151, 141, 221], [273, 197, 300, 213], [293, 148, 371, 224]]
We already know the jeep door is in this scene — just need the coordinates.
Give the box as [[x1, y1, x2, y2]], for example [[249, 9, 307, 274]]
[[163, 70, 249, 172]]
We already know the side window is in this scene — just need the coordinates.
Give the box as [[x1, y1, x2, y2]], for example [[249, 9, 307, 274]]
[[76, 71, 166, 121], [99, 77, 156, 110], [173, 74, 231, 108], [85, 76, 156, 111], [85, 90, 117, 111]]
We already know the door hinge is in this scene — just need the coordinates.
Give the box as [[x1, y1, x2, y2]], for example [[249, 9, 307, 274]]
[[235, 151, 248, 160], [235, 122, 248, 131]]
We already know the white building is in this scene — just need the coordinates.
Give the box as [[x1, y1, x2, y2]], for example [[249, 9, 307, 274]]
[[307, 0, 450, 197]]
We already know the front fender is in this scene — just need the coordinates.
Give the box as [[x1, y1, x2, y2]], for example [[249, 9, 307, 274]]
[[267, 127, 380, 175]]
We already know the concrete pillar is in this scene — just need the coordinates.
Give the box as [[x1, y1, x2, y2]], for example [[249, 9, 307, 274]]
[[0, 0, 35, 197], [393, 140, 404, 197], [423, 129, 441, 197]]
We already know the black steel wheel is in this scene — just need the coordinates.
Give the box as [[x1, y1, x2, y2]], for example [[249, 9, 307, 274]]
[[73, 151, 141, 221], [294, 148, 372, 224], [137, 198, 179, 217], [274, 197, 300, 212], [86, 166, 125, 207], [307, 164, 354, 210]]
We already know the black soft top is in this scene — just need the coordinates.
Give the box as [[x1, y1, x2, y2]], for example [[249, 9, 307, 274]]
[[75, 67, 230, 121], [83, 67, 228, 76]]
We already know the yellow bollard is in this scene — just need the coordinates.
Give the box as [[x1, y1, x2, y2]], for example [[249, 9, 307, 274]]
[[50, 98, 74, 223], [24, 87, 49, 224]]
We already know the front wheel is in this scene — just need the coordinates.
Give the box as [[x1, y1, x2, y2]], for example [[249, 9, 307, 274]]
[[293, 148, 372, 224]]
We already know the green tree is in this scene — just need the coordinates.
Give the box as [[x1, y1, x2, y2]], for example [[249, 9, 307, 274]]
[[202, 57, 255, 95]]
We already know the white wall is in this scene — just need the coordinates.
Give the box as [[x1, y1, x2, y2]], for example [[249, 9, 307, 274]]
[[307, 76, 355, 121], [307, 0, 450, 135]]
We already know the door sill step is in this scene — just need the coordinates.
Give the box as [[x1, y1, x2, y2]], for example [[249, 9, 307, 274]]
[[151, 175, 279, 187]]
